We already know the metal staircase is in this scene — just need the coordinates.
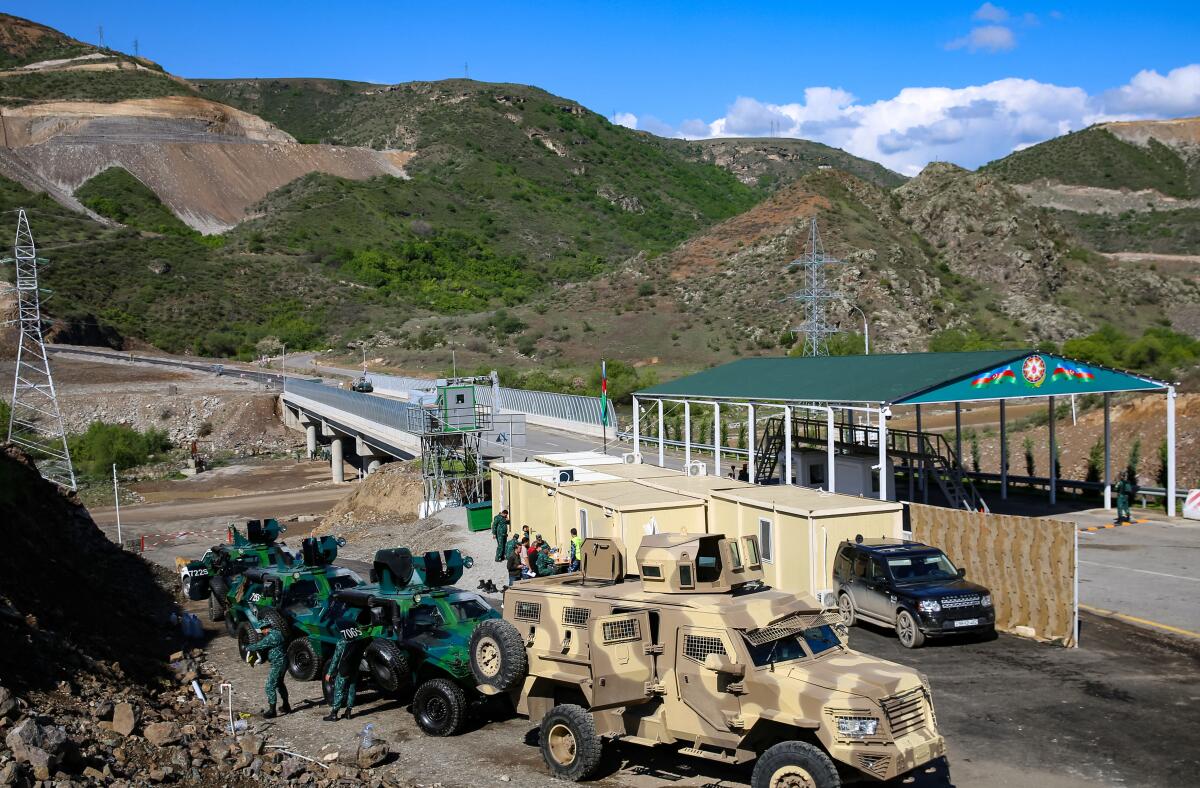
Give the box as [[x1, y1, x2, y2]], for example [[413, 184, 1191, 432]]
[[754, 417, 786, 484]]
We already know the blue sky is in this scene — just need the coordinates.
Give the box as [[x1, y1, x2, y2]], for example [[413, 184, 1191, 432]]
[[13, 1, 1200, 173]]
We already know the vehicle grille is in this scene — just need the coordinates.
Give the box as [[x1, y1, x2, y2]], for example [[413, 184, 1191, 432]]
[[855, 753, 891, 778], [881, 687, 930, 738], [940, 594, 980, 609]]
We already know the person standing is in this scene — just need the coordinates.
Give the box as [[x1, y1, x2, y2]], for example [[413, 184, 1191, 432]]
[[1115, 471, 1134, 524], [324, 614, 372, 721], [491, 509, 510, 562], [568, 527, 584, 572], [246, 616, 291, 718]]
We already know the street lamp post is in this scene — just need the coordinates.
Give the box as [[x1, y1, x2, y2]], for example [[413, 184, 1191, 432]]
[[847, 304, 870, 355], [281, 344, 286, 391]]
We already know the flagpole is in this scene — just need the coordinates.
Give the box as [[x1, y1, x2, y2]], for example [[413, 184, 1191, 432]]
[[601, 359, 608, 455]]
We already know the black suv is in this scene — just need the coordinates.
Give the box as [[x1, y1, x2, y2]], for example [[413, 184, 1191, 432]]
[[832, 537, 995, 648]]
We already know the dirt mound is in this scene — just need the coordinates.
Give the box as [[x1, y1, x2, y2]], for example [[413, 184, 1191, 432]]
[[1102, 117, 1200, 154], [324, 460, 424, 525], [0, 444, 181, 690]]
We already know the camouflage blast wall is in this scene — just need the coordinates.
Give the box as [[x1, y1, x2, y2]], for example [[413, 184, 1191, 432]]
[[910, 504, 1077, 647]]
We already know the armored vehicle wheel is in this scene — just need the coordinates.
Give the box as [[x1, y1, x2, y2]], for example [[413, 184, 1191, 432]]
[[259, 608, 290, 640], [539, 704, 601, 782], [320, 659, 334, 705], [236, 622, 259, 662], [207, 592, 226, 622], [895, 609, 925, 649], [224, 611, 237, 636], [412, 678, 467, 737], [364, 639, 412, 693], [287, 638, 321, 681], [751, 741, 840, 788], [469, 619, 527, 692], [836, 593, 856, 627], [209, 575, 229, 604]]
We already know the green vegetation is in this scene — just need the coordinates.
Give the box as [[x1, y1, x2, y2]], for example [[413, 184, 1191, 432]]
[[1062, 324, 1200, 381], [1049, 207, 1200, 255], [0, 14, 93, 68], [68, 422, 172, 477], [76, 167, 198, 237], [0, 399, 9, 432], [0, 68, 194, 105], [982, 126, 1199, 198], [1125, 439, 1142, 486], [681, 138, 906, 191]]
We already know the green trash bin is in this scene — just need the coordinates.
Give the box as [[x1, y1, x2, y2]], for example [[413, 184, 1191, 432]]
[[466, 501, 493, 532]]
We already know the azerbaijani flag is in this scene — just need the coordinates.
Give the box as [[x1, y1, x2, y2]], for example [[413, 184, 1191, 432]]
[[970, 366, 1017, 388], [600, 360, 609, 426], [1052, 363, 1096, 382]]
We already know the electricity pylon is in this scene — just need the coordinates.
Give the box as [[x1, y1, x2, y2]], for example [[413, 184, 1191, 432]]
[[3, 209, 75, 489], [788, 218, 843, 356]]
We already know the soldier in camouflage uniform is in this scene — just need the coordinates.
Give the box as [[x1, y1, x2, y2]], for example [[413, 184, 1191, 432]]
[[491, 509, 510, 562], [324, 622, 372, 721], [246, 617, 291, 718]]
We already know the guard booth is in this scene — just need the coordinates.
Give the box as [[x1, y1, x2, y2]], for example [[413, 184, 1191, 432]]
[[708, 486, 903, 600], [551, 481, 707, 559]]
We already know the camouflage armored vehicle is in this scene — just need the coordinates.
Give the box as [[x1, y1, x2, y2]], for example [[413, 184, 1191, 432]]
[[470, 535, 945, 787], [288, 547, 502, 736], [224, 536, 363, 660], [180, 519, 292, 622]]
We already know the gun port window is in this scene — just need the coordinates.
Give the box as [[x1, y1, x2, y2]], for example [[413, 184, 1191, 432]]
[[602, 618, 639, 643], [641, 564, 663, 579], [678, 563, 694, 588], [728, 540, 742, 569], [562, 607, 590, 627], [695, 538, 723, 583], [578, 509, 588, 539], [758, 518, 774, 563], [514, 601, 541, 622], [683, 634, 726, 664]]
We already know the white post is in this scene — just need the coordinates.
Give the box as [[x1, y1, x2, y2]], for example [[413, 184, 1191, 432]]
[[281, 344, 286, 392], [826, 407, 836, 493], [632, 395, 640, 459], [1167, 386, 1177, 517], [657, 399, 665, 467], [1000, 400, 1008, 500], [683, 401, 692, 467], [112, 463, 122, 544], [877, 406, 888, 501], [954, 403, 962, 471], [1048, 396, 1057, 506], [713, 402, 722, 477], [748, 403, 756, 484], [1103, 393, 1111, 510], [784, 405, 793, 485], [916, 404, 927, 504]]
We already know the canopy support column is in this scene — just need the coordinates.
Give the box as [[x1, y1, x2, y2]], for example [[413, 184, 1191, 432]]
[[877, 406, 888, 502], [683, 401, 692, 467], [1167, 386, 1177, 517], [748, 403, 756, 484], [713, 402, 721, 477], [826, 407, 836, 493], [784, 405, 793, 485], [632, 395, 640, 460], [916, 404, 928, 504], [657, 399, 664, 467], [1000, 400, 1008, 500], [1048, 396, 1057, 506], [1103, 394, 1111, 510]]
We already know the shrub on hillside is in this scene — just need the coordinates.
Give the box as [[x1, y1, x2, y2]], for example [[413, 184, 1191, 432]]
[[69, 422, 172, 477]]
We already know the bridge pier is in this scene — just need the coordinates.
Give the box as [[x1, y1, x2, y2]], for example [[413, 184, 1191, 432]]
[[330, 436, 345, 483], [306, 424, 317, 459]]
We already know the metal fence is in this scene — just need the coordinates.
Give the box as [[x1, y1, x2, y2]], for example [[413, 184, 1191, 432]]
[[286, 379, 431, 434], [480, 385, 616, 428]]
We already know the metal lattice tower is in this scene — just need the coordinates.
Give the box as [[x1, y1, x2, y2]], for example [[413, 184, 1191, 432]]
[[788, 218, 843, 356], [3, 209, 76, 489]]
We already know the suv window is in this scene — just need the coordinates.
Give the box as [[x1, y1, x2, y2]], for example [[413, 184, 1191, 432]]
[[868, 558, 887, 582], [834, 547, 853, 579], [852, 552, 869, 579], [887, 552, 958, 583]]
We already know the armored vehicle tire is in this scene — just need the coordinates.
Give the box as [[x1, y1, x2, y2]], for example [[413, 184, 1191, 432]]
[[207, 592, 226, 622], [209, 575, 229, 603], [236, 622, 259, 662], [895, 609, 925, 649], [320, 659, 334, 706], [224, 611, 237, 636], [287, 638, 322, 681], [259, 608, 290, 642], [365, 639, 412, 693], [836, 593, 856, 627], [184, 574, 210, 601], [751, 741, 840, 788], [539, 704, 602, 782], [469, 619, 527, 692], [412, 678, 467, 737]]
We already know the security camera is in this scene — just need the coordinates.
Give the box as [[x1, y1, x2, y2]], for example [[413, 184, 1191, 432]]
[[882, 406, 893, 420]]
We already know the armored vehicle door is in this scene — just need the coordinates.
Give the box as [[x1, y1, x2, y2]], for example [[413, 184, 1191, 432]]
[[676, 627, 743, 734], [587, 611, 654, 711]]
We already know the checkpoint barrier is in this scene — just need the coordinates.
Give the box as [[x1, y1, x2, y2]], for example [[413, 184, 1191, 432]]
[[1184, 489, 1200, 521], [909, 503, 1078, 647]]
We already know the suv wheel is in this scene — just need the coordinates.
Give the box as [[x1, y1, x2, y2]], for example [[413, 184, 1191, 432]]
[[539, 704, 602, 782], [895, 609, 926, 649], [751, 741, 840, 788], [412, 678, 467, 737], [469, 619, 528, 692], [836, 593, 856, 627], [286, 638, 321, 681]]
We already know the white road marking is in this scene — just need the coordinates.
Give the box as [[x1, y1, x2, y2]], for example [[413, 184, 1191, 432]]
[[1080, 560, 1200, 583]]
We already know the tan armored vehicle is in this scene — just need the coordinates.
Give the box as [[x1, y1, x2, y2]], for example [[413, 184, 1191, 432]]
[[468, 534, 945, 787]]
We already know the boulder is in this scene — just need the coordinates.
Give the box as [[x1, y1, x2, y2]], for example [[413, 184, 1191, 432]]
[[238, 734, 264, 755], [0, 687, 16, 719], [5, 717, 68, 772], [0, 763, 20, 786], [144, 722, 181, 747], [356, 740, 390, 769], [280, 757, 307, 780], [112, 703, 137, 736]]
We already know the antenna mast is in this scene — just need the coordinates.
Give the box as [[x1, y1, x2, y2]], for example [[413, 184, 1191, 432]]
[[788, 218, 842, 356], [4, 209, 76, 489]]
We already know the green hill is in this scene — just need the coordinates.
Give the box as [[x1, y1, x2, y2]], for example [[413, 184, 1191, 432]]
[[682, 137, 907, 190]]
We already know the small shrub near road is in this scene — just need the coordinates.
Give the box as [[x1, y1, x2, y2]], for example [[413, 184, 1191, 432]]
[[69, 422, 173, 477]]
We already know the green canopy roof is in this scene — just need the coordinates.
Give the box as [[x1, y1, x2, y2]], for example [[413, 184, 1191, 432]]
[[635, 350, 1166, 405]]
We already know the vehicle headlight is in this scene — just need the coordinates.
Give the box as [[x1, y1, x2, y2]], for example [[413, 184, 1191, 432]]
[[917, 600, 941, 613], [836, 717, 879, 737], [981, 594, 993, 607]]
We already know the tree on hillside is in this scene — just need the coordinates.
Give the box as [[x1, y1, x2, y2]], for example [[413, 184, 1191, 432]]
[[1085, 439, 1104, 484]]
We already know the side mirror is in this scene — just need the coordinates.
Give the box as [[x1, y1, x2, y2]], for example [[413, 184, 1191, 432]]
[[957, 568, 966, 579], [703, 654, 745, 678]]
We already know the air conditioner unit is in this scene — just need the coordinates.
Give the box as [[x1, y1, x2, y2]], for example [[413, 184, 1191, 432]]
[[685, 461, 707, 477], [622, 452, 642, 464], [557, 468, 575, 483]]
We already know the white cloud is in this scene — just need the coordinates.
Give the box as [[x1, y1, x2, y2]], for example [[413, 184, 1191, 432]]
[[947, 25, 1017, 52], [614, 112, 638, 129], [973, 2, 1009, 22], [647, 64, 1199, 176]]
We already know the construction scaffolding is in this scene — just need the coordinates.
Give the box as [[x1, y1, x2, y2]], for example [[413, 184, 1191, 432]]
[[3, 209, 75, 489], [421, 380, 490, 513]]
